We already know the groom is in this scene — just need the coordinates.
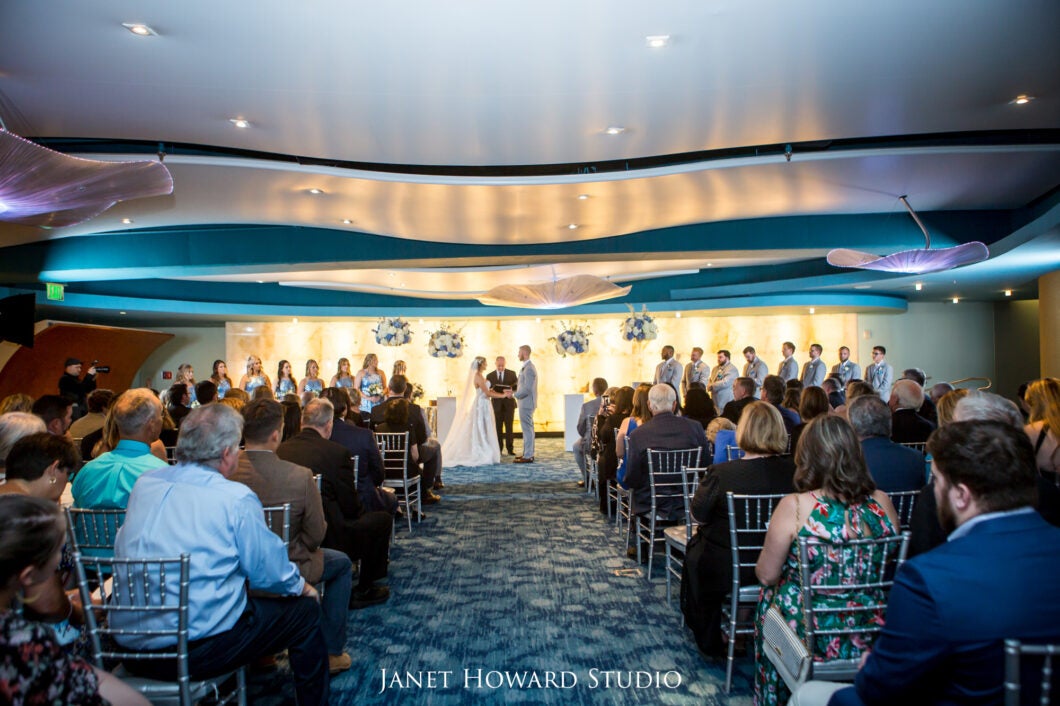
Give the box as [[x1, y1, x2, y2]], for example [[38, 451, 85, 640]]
[[512, 345, 538, 464]]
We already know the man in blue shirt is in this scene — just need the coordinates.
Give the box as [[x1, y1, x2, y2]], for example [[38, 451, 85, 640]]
[[114, 404, 329, 706], [72, 388, 167, 513]]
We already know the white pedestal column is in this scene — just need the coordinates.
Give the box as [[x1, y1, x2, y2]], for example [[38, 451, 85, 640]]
[[564, 393, 584, 451], [436, 396, 456, 446]]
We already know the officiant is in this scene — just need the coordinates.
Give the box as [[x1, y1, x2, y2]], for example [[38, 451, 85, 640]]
[[487, 356, 518, 455]]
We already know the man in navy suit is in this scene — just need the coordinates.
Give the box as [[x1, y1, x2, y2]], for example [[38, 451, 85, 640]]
[[793, 420, 1060, 706], [321, 387, 392, 515], [847, 394, 925, 492]]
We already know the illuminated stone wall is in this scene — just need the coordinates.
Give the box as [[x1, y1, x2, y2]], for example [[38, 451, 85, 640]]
[[227, 313, 857, 431]]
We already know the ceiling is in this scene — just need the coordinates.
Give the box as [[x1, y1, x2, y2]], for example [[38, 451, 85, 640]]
[[1, 0, 1059, 324]]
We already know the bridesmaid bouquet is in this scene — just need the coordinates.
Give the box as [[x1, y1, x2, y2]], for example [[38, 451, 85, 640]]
[[550, 321, 591, 357], [374, 317, 412, 346], [427, 324, 464, 358], [367, 382, 385, 398], [621, 305, 658, 342]]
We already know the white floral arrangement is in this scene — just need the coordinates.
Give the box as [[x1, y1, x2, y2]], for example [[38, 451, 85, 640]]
[[550, 321, 592, 357], [427, 324, 464, 358], [367, 382, 385, 398], [621, 305, 658, 342], [410, 382, 425, 402], [373, 317, 412, 346]]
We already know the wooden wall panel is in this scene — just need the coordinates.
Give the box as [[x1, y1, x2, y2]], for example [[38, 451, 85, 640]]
[[0, 322, 173, 400]]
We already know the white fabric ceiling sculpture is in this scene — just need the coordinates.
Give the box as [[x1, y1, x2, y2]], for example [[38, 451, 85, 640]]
[[478, 274, 631, 309]]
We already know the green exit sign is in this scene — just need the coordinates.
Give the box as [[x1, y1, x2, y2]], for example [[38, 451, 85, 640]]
[[46, 283, 65, 301]]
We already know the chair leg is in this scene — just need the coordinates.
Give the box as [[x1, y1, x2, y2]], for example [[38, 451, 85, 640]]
[[405, 489, 413, 533], [645, 521, 655, 580], [724, 612, 737, 693], [665, 544, 672, 603], [237, 666, 247, 706]]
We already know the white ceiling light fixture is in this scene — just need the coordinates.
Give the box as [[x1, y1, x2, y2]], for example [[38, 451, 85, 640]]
[[121, 22, 157, 36], [603, 126, 626, 135], [577, 194, 590, 201], [915, 282, 923, 291], [307, 188, 324, 195], [1010, 94, 1035, 105], [1004, 289, 1013, 296], [120, 217, 133, 224], [341, 218, 353, 224], [567, 223, 579, 230], [827, 196, 989, 274], [229, 118, 251, 129], [479, 274, 631, 309], [645, 35, 671, 48], [952, 297, 960, 304]]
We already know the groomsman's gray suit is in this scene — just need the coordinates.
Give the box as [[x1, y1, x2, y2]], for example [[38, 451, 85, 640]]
[[866, 361, 894, 403], [708, 361, 739, 414], [682, 359, 708, 398], [513, 359, 538, 458], [743, 356, 769, 397], [655, 358, 683, 405], [801, 358, 826, 388], [831, 360, 862, 386], [778, 356, 799, 382]]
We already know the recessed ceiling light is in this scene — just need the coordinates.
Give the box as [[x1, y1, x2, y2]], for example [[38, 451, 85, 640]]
[[645, 35, 671, 48], [1004, 289, 1013, 297], [952, 297, 960, 304], [675, 312, 682, 318], [914, 282, 923, 291], [567, 223, 579, 230], [120, 217, 133, 224], [341, 218, 352, 225], [229, 118, 251, 129], [809, 308, 816, 314], [119, 311, 127, 315], [854, 284, 872, 290], [256, 280, 265, 284], [577, 194, 590, 201], [1010, 94, 1036, 105], [535, 318, 541, 323], [292, 318, 298, 324], [603, 126, 626, 136], [122, 23, 157, 36], [307, 188, 324, 195], [706, 263, 713, 267]]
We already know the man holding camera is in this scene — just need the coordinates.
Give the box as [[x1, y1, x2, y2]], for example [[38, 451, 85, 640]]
[[58, 357, 98, 419]]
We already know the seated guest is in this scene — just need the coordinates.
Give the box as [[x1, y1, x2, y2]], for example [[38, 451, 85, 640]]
[[833, 380, 876, 419], [721, 377, 756, 425], [0, 412, 46, 476], [847, 395, 925, 493], [195, 379, 218, 406], [277, 399, 394, 607], [402, 382, 442, 488], [683, 402, 795, 656], [803, 421, 1060, 706], [281, 399, 302, 441], [72, 389, 168, 514], [935, 387, 969, 427], [781, 379, 802, 414], [616, 384, 653, 488], [574, 378, 608, 487], [165, 383, 192, 428], [822, 376, 845, 409], [763, 375, 800, 434], [902, 367, 937, 425], [596, 386, 633, 515], [683, 386, 716, 430], [754, 416, 899, 706], [0, 393, 34, 415], [370, 375, 441, 494], [928, 380, 955, 403], [908, 391, 1060, 557], [1024, 377, 1059, 476], [68, 389, 114, 440], [888, 379, 936, 444], [790, 386, 831, 453], [321, 388, 394, 515], [231, 400, 353, 674], [706, 417, 737, 466], [114, 404, 329, 705], [0, 495, 149, 705], [32, 395, 73, 437], [624, 384, 709, 527]]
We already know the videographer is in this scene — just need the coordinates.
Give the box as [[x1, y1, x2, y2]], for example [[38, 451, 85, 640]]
[[58, 357, 98, 420]]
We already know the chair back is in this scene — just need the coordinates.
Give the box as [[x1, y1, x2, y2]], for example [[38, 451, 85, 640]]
[[1005, 639, 1059, 706], [645, 448, 702, 521], [678, 467, 708, 541], [350, 455, 360, 487], [726, 492, 787, 592], [726, 445, 744, 461], [65, 506, 126, 555], [797, 531, 911, 680], [887, 489, 919, 531], [899, 441, 927, 453], [314, 473, 322, 493], [261, 503, 292, 549], [375, 431, 411, 481]]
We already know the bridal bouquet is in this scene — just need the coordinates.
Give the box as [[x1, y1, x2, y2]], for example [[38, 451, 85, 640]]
[[621, 305, 658, 342], [427, 324, 464, 358], [373, 317, 412, 346], [367, 382, 385, 398], [550, 321, 591, 357]]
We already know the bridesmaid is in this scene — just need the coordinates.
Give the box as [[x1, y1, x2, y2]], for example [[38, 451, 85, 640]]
[[239, 355, 271, 393], [330, 357, 355, 390], [354, 353, 387, 417], [275, 359, 297, 397], [210, 360, 233, 399], [299, 359, 324, 397], [393, 360, 407, 379], [176, 363, 198, 405]]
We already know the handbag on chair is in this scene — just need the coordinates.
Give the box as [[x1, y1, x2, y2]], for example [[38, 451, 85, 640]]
[[760, 494, 812, 692]]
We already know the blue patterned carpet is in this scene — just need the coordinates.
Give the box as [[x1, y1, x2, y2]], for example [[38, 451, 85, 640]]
[[251, 438, 754, 704]]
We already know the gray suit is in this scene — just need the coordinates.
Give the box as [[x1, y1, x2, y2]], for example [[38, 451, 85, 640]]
[[801, 358, 826, 388], [707, 362, 739, 414], [743, 357, 768, 397], [866, 361, 894, 403], [831, 360, 862, 386], [513, 359, 538, 458], [654, 358, 683, 405], [778, 356, 798, 382], [682, 360, 708, 398]]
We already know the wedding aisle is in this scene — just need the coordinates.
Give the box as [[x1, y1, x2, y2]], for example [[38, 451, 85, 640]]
[[250, 438, 753, 705]]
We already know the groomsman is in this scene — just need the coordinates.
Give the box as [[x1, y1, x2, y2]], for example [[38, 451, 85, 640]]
[[654, 345, 683, 406], [707, 350, 739, 414], [800, 344, 826, 388], [865, 345, 894, 403], [682, 348, 708, 398], [831, 346, 862, 385], [777, 341, 798, 382], [742, 346, 768, 397], [486, 357, 518, 455], [513, 346, 538, 463]]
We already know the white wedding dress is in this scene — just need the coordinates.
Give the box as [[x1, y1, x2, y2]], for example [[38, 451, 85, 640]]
[[442, 367, 501, 467]]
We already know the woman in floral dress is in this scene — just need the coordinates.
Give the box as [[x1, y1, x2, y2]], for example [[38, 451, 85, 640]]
[[753, 415, 899, 706]]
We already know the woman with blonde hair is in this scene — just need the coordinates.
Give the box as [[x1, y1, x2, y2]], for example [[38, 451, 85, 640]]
[[354, 353, 387, 418], [176, 363, 197, 405], [0, 393, 35, 415], [330, 357, 354, 389], [392, 360, 407, 379], [238, 355, 271, 393], [299, 359, 324, 397], [935, 388, 970, 427], [616, 383, 653, 487], [1025, 377, 1060, 475]]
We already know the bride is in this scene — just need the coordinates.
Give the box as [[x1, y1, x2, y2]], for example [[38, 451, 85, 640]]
[[442, 356, 508, 467]]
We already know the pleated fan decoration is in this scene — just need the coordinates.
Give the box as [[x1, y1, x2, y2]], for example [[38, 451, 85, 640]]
[[478, 274, 631, 309]]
